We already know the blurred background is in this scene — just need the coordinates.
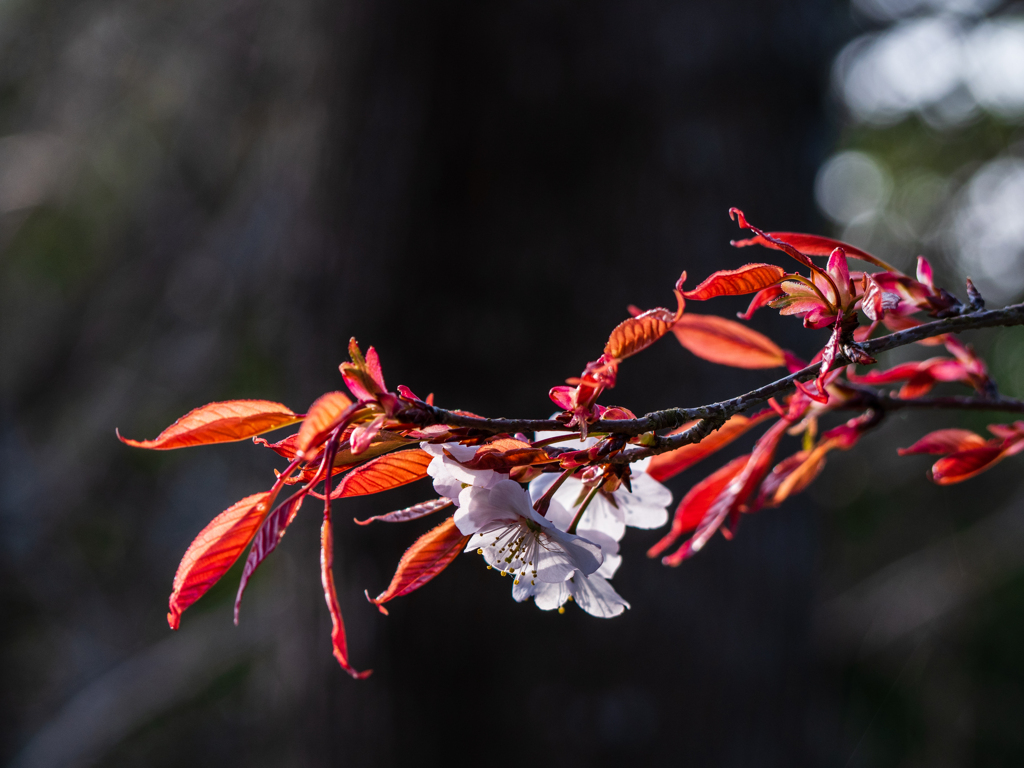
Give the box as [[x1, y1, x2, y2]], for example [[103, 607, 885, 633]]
[[2, 0, 1023, 764]]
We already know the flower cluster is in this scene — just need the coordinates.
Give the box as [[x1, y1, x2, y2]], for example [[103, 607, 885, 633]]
[[118, 208, 1024, 677]]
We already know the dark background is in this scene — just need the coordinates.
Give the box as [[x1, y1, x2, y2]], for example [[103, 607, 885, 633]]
[[4, 0, 1024, 766]]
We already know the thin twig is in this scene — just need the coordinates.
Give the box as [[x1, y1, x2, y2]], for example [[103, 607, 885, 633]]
[[411, 302, 1024, 456]]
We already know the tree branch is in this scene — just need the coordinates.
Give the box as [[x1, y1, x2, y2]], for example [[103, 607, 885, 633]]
[[413, 301, 1024, 458]]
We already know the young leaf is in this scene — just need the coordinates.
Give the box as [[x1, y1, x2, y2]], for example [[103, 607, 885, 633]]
[[604, 273, 686, 361], [320, 511, 371, 678], [368, 516, 470, 614], [295, 392, 357, 458], [331, 448, 433, 499], [354, 497, 453, 526], [167, 492, 272, 630], [898, 429, 988, 456], [119, 401, 300, 450], [645, 411, 773, 482], [682, 264, 786, 300], [456, 438, 554, 471], [733, 230, 891, 270], [931, 445, 1009, 485], [233, 495, 305, 623], [672, 313, 785, 369], [646, 456, 749, 559]]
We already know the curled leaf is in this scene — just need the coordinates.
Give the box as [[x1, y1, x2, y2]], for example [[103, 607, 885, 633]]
[[683, 264, 786, 301], [931, 445, 1010, 485], [368, 516, 470, 614], [672, 313, 785, 369], [354, 497, 453, 526], [119, 401, 300, 450], [167, 492, 272, 630], [604, 273, 686, 361], [321, 511, 371, 678]]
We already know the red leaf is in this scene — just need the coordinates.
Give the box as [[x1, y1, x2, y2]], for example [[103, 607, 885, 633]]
[[354, 497, 453, 526], [119, 400, 300, 450], [659, 417, 790, 565], [604, 273, 686, 361], [295, 392, 357, 458], [233, 495, 304, 623], [672, 313, 785, 369], [456, 438, 554, 471], [931, 445, 1008, 485], [321, 510, 371, 678], [331, 448, 432, 499], [738, 284, 786, 320], [368, 516, 470, 614], [167, 492, 273, 630], [898, 429, 988, 456], [646, 456, 749, 559], [645, 411, 773, 482], [733, 230, 885, 269], [683, 263, 786, 300]]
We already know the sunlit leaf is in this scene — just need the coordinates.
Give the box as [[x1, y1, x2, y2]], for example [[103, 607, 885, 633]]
[[119, 400, 300, 450], [645, 411, 773, 482], [234, 495, 304, 623], [331, 448, 432, 499], [898, 429, 988, 456], [167, 492, 273, 630], [682, 263, 786, 300], [321, 511, 371, 678], [295, 392, 357, 458], [673, 313, 785, 369], [368, 516, 469, 614], [354, 497, 453, 526], [646, 456, 749, 559], [733, 230, 886, 269]]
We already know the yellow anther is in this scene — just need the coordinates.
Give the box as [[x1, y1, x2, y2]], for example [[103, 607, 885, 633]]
[[477, 549, 483, 555], [500, 570, 507, 577], [567, 595, 574, 602], [558, 606, 565, 614], [514, 579, 520, 585], [486, 565, 493, 570]]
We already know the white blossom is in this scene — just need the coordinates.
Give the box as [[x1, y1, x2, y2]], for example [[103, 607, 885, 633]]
[[421, 442, 502, 505], [456, 479, 603, 585]]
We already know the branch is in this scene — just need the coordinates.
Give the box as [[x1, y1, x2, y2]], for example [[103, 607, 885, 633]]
[[413, 302, 1024, 457]]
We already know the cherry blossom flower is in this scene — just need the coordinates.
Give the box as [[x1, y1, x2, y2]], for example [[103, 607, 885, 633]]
[[511, 506, 630, 618], [421, 442, 502, 504], [528, 432, 672, 541], [455, 479, 603, 585]]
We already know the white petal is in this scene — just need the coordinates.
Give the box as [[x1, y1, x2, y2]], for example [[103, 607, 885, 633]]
[[532, 579, 571, 611], [614, 473, 672, 529], [576, 495, 627, 541], [427, 457, 465, 502], [596, 553, 622, 579], [569, 573, 630, 618], [535, 529, 603, 581], [454, 485, 520, 535]]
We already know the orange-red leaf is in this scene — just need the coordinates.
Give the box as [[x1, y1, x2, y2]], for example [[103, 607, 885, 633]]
[[233, 495, 304, 623], [898, 429, 988, 456], [682, 263, 786, 300], [735, 231, 883, 267], [605, 308, 678, 361], [369, 516, 469, 613], [931, 445, 1007, 485], [354, 497, 453, 525], [295, 392, 357, 458], [457, 438, 554, 471], [321, 511, 371, 678], [673, 313, 785, 369], [332, 448, 432, 499], [646, 411, 773, 482], [646, 456, 749, 559], [167, 492, 273, 630], [119, 400, 300, 450]]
